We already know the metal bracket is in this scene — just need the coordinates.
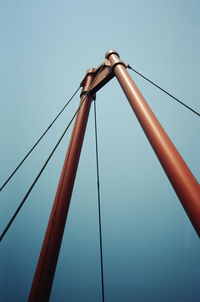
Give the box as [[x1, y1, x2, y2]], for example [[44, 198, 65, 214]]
[[80, 58, 128, 97]]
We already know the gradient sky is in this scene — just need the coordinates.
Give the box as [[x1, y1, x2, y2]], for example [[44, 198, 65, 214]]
[[0, 1, 200, 301]]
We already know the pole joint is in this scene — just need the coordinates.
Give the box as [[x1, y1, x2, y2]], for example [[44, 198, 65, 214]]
[[80, 54, 128, 98]]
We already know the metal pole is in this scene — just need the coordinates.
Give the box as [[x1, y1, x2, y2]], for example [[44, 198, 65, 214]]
[[28, 70, 95, 302], [106, 50, 200, 237]]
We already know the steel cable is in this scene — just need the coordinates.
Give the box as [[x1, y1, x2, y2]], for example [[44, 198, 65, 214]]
[[93, 99, 105, 302], [0, 64, 105, 241], [128, 65, 200, 117], [0, 85, 81, 191]]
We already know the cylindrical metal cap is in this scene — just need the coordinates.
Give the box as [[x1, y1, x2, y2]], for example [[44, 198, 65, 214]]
[[86, 68, 95, 74], [80, 68, 96, 99], [105, 50, 119, 59]]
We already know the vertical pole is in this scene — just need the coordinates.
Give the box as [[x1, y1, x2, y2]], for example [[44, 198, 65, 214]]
[[106, 50, 200, 237], [28, 71, 95, 302]]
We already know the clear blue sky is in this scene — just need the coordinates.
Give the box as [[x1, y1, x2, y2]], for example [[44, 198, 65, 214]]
[[0, 1, 200, 301]]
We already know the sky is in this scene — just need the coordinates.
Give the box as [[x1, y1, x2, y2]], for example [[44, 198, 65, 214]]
[[0, 0, 200, 301]]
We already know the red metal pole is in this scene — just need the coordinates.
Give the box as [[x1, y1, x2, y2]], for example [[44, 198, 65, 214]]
[[106, 50, 200, 237], [28, 71, 95, 302]]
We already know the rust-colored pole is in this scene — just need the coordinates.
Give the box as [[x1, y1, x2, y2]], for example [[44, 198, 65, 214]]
[[106, 50, 200, 237], [28, 70, 95, 302]]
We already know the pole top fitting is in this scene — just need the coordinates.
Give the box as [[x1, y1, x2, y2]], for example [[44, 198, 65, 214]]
[[86, 68, 96, 75], [105, 50, 127, 70], [80, 68, 96, 100], [105, 50, 120, 59]]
